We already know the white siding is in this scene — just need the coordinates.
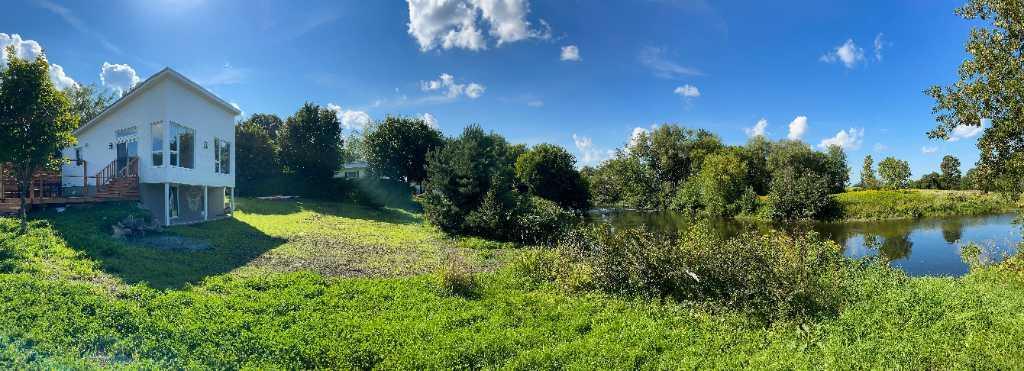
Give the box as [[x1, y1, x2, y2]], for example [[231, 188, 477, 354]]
[[62, 73, 236, 189]]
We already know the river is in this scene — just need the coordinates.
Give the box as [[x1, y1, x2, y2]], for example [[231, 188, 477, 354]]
[[592, 210, 1022, 277]]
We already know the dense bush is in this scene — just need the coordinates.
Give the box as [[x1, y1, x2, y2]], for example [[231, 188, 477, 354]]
[[235, 120, 279, 188], [514, 143, 590, 210], [767, 167, 836, 220], [671, 152, 754, 217], [878, 157, 912, 189], [422, 126, 575, 244], [277, 103, 343, 181], [554, 222, 853, 320]]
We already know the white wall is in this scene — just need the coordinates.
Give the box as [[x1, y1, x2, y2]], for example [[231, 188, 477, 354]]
[[62, 73, 236, 189]]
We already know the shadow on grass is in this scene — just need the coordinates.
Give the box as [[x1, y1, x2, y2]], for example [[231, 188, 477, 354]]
[[237, 198, 422, 225], [40, 202, 285, 289]]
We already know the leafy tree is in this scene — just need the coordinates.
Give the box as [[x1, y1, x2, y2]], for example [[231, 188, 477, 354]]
[[362, 115, 444, 183], [673, 151, 753, 217], [235, 120, 278, 186], [514, 143, 590, 210], [0, 47, 78, 232], [64, 83, 115, 125], [767, 167, 833, 221], [277, 103, 342, 181], [861, 155, 879, 189], [940, 155, 962, 190], [246, 113, 284, 139], [927, 0, 1024, 195], [878, 157, 912, 189], [586, 154, 658, 209], [916, 172, 944, 190], [741, 136, 772, 195], [823, 145, 850, 193]]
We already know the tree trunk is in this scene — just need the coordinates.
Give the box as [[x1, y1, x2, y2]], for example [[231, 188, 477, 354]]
[[18, 179, 28, 234]]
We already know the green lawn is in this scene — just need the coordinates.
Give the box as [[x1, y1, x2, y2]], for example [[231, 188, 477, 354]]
[[1, 198, 1023, 368], [835, 189, 1020, 221]]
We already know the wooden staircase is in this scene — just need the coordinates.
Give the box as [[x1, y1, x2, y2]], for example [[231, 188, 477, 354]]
[[0, 157, 139, 215]]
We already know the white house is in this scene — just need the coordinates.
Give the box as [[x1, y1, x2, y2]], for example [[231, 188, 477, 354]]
[[61, 67, 240, 226]]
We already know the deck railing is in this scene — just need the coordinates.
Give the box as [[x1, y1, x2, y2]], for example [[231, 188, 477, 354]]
[[0, 157, 139, 203]]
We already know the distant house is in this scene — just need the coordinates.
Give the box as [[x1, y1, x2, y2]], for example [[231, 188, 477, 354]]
[[334, 161, 371, 179], [1, 68, 240, 225]]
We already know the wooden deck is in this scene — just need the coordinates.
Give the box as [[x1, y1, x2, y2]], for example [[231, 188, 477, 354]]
[[1, 158, 140, 215]]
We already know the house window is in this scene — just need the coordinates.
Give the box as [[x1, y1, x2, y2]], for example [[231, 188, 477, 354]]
[[151, 122, 163, 166], [169, 122, 195, 169], [214, 138, 231, 174], [169, 185, 180, 219]]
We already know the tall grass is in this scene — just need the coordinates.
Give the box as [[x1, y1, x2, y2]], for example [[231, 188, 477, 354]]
[[835, 189, 1019, 220]]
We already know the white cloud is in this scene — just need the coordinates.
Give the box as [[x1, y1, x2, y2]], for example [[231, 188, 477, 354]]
[[327, 103, 372, 131], [560, 45, 580, 61], [820, 39, 865, 69], [406, 0, 548, 52], [629, 126, 652, 148], [573, 134, 611, 166], [421, 112, 439, 128], [745, 118, 768, 137], [1, 33, 77, 90], [420, 73, 485, 100], [817, 127, 864, 150], [48, 63, 77, 90], [873, 143, 888, 152], [947, 119, 986, 142], [100, 62, 140, 95], [673, 84, 700, 98], [921, 146, 938, 154], [787, 116, 808, 140], [465, 83, 485, 98], [873, 33, 885, 61], [639, 46, 702, 79]]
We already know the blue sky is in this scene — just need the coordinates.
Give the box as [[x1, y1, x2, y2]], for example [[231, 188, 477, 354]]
[[0, 0, 987, 179]]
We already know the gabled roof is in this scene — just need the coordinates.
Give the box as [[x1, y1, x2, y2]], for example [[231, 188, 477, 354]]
[[73, 67, 241, 135]]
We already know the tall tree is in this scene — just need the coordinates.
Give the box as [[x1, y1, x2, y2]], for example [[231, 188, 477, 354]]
[[927, 0, 1024, 195], [235, 120, 278, 186], [362, 115, 444, 183], [861, 155, 879, 189], [823, 145, 850, 193], [277, 103, 342, 181], [940, 155, 962, 190], [0, 46, 78, 232], [878, 157, 912, 189], [64, 83, 115, 125], [514, 143, 590, 210], [245, 113, 284, 139]]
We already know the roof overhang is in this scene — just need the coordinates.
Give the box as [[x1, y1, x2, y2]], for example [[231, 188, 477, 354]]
[[73, 67, 242, 136]]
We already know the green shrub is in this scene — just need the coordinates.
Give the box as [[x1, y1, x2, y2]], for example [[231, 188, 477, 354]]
[[671, 152, 752, 217], [514, 143, 591, 210], [436, 255, 479, 298], [557, 222, 853, 320], [767, 167, 836, 221], [513, 197, 577, 246]]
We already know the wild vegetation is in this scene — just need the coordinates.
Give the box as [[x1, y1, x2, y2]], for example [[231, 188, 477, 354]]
[[2, 200, 1024, 368]]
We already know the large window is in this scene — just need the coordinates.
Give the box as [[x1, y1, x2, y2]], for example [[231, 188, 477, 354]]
[[214, 138, 231, 174], [169, 122, 195, 169], [151, 122, 163, 166]]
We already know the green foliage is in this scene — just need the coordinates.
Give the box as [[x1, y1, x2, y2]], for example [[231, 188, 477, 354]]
[[277, 103, 342, 181], [63, 83, 115, 125], [927, 0, 1024, 195], [557, 222, 853, 321], [878, 157, 912, 189], [585, 154, 658, 208], [629, 125, 724, 187], [436, 255, 479, 298], [0, 46, 79, 230], [740, 136, 772, 195], [672, 152, 752, 217], [940, 155, 962, 190], [244, 113, 284, 139], [767, 167, 835, 221], [235, 119, 279, 189], [514, 143, 590, 210], [835, 189, 1018, 220], [362, 115, 444, 183], [860, 155, 879, 189], [915, 172, 944, 190]]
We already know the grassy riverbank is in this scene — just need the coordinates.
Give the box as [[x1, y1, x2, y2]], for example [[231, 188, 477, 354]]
[[2, 199, 1023, 368], [834, 189, 1020, 221]]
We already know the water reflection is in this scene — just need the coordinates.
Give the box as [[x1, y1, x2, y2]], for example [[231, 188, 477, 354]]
[[592, 210, 1021, 277]]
